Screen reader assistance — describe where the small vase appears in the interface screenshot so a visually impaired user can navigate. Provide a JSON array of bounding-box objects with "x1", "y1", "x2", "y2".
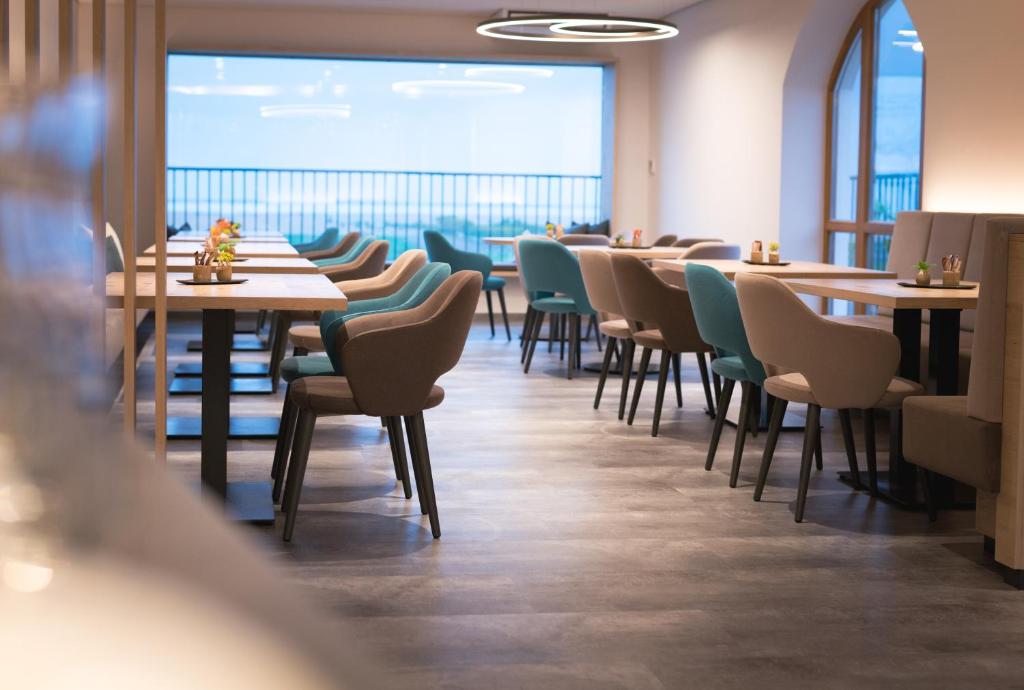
[
  {"x1": 768, "y1": 252, "x2": 780, "y2": 264},
  {"x1": 915, "y1": 269, "x2": 931, "y2": 287},
  {"x1": 216, "y1": 264, "x2": 233, "y2": 282},
  {"x1": 193, "y1": 265, "x2": 212, "y2": 283},
  {"x1": 750, "y1": 251, "x2": 763, "y2": 264},
  {"x1": 942, "y1": 270, "x2": 960, "y2": 287}
]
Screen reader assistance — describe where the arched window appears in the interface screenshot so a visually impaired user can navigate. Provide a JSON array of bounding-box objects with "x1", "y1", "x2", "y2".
[{"x1": 825, "y1": 0, "x2": 923, "y2": 274}]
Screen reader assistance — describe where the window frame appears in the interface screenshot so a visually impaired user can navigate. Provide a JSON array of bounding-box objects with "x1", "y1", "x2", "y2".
[{"x1": 823, "y1": 0, "x2": 925, "y2": 272}]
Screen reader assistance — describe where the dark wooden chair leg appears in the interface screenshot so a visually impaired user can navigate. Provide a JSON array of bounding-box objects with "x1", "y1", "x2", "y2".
[
  {"x1": 754, "y1": 397, "x2": 788, "y2": 501},
  {"x1": 795, "y1": 403, "x2": 822, "y2": 522},
  {"x1": 814, "y1": 424, "x2": 824, "y2": 471},
  {"x1": 628, "y1": 347, "x2": 653, "y2": 425},
  {"x1": 729, "y1": 381, "x2": 753, "y2": 488},
  {"x1": 282, "y1": 410, "x2": 316, "y2": 541},
  {"x1": 385, "y1": 416, "x2": 413, "y2": 499},
  {"x1": 523, "y1": 311, "x2": 545, "y2": 373},
  {"x1": 618, "y1": 339, "x2": 635, "y2": 421},
  {"x1": 497, "y1": 288, "x2": 512, "y2": 341},
  {"x1": 548, "y1": 313, "x2": 557, "y2": 353},
  {"x1": 837, "y1": 409, "x2": 862, "y2": 489},
  {"x1": 705, "y1": 378, "x2": 736, "y2": 471},
  {"x1": 268, "y1": 312, "x2": 292, "y2": 394},
  {"x1": 520, "y1": 306, "x2": 536, "y2": 363},
  {"x1": 559, "y1": 314, "x2": 567, "y2": 361},
  {"x1": 591, "y1": 315, "x2": 601, "y2": 351},
  {"x1": 696, "y1": 352, "x2": 714, "y2": 416},
  {"x1": 484, "y1": 290, "x2": 496, "y2": 337},
  {"x1": 651, "y1": 350, "x2": 671, "y2": 437},
  {"x1": 402, "y1": 412, "x2": 428, "y2": 515},
  {"x1": 271, "y1": 387, "x2": 298, "y2": 503},
  {"x1": 863, "y1": 409, "x2": 879, "y2": 497},
  {"x1": 576, "y1": 315, "x2": 582, "y2": 369},
  {"x1": 595, "y1": 336, "x2": 617, "y2": 409},
  {"x1": 672, "y1": 352, "x2": 683, "y2": 408},
  {"x1": 567, "y1": 313, "x2": 577, "y2": 380},
  {"x1": 407, "y1": 412, "x2": 441, "y2": 538}
]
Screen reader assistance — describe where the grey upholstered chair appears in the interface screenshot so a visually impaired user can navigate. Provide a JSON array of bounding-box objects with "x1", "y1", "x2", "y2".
[
  {"x1": 680, "y1": 242, "x2": 741, "y2": 260},
  {"x1": 652, "y1": 234, "x2": 678, "y2": 247},
  {"x1": 281, "y1": 271, "x2": 483, "y2": 542},
  {"x1": 736, "y1": 273, "x2": 925, "y2": 522},
  {"x1": 903, "y1": 217, "x2": 1024, "y2": 520},
  {"x1": 672, "y1": 237, "x2": 723, "y2": 248},
  {"x1": 558, "y1": 234, "x2": 611, "y2": 247},
  {"x1": 579, "y1": 250, "x2": 633, "y2": 413}
]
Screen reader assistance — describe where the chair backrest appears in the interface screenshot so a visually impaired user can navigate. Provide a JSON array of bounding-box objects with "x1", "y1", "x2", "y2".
[
  {"x1": 313, "y1": 235, "x2": 373, "y2": 267},
  {"x1": 609, "y1": 253, "x2": 708, "y2": 353},
  {"x1": 578, "y1": 249, "x2": 625, "y2": 318},
  {"x1": 518, "y1": 239, "x2": 593, "y2": 313},
  {"x1": 652, "y1": 234, "x2": 678, "y2": 247},
  {"x1": 672, "y1": 237, "x2": 723, "y2": 248},
  {"x1": 558, "y1": 234, "x2": 610, "y2": 247},
  {"x1": 684, "y1": 264, "x2": 765, "y2": 384},
  {"x1": 336, "y1": 249, "x2": 427, "y2": 302},
  {"x1": 736, "y1": 273, "x2": 900, "y2": 409},
  {"x1": 423, "y1": 230, "x2": 492, "y2": 278},
  {"x1": 966, "y1": 217, "x2": 1024, "y2": 423},
  {"x1": 680, "y1": 242, "x2": 741, "y2": 260},
  {"x1": 319, "y1": 262, "x2": 452, "y2": 372},
  {"x1": 423, "y1": 230, "x2": 458, "y2": 264},
  {"x1": 340, "y1": 271, "x2": 484, "y2": 416},
  {"x1": 295, "y1": 227, "x2": 340, "y2": 253}
]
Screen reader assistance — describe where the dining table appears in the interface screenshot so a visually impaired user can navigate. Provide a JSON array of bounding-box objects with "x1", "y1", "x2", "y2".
[
  {"x1": 106, "y1": 271, "x2": 347, "y2": 522},
  {"x1": 136, "y1": 256, "x2": 319, "y2": 274},
  {"x1": 145, "y1": 242, "x2": 299, "y2": 258},
  {"x1": 650, "y1": 258, "x2": 898, "y2": 280},
  {"x1": 169, "y1": 232, "x2": 289, "y2": 243}
]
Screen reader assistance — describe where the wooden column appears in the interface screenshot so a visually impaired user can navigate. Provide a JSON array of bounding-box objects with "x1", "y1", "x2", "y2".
[
  {"x1": 56, "y1": 0, "x2": 70, "y2": 78},
  {"x1": 23, "y1": 0, "x2": 37, "y2": 82},
  {"x1": 121, "y1": 0, "x2": 136, "y2": 437},
  {"x1": 153, "y1": 0, "x2": 167, "y2": 460}
]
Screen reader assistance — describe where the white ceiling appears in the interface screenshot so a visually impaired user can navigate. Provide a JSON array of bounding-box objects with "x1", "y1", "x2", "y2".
[{"x1": 172, "y1": 0, "x2": 704, "y2": 20}]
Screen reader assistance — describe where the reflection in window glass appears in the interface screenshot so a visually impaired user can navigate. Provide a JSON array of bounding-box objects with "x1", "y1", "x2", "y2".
[
  {"x1": 828, "y1": 231, "x2": 858, "y2": 315},
  {"x1": 870, "y1": 0, "x2": 923, "y2": 222},
  {"x1": 830, "y1": 33, "x2": 862, "y2": 222}
]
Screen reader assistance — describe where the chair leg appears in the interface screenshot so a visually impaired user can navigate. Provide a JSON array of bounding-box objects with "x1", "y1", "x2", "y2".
[
  {"x1": 520, "y1": 307, "x2": 535, "y2": 363},
  {"x1": 863, "y1": 409, "x2": 879, "y2": 497},
  {"x1": 548, "y1": 313, "x2": 557, "y2": 353},
  {"x1": 705, "y1": 378, "x2": 736, "y2": 471},
  {"x1": 729, "y1": 381, "x2": 754, "y2": 488},
  {"x1": 696, "y1": 352, "x2": 714, "y2": 416},
  {"x1": 497, "y1": 288, "x2": 512, "y2": 341},
  {"x1": 838, "y1": 409, "x2": 862, "y2": 490},
  {"x1": 672, "y1": 353, "x2": 683, "y2": 408},
  {"x1": 271, "y1": 389, "x2": 293, "y2": 481},
  {"x1": 567, "y1": 313, "x2": 576, "y2": 380},
  {"x1": 591, "y1": 315, "x2": 601, "y2": 351},
  {"x1": 651, "y1": 350, "x2": 671, "y2": 437},
  {"x1": 754, "y1": 397, "x2": 788, "y2": 501},
  {"x1": 485, "y1": 290, "x2": 496, "y2": 337},
  {"x1": 524, "y1": 311, "x2": 545, "y2": 374},
  {"x1": 256, "y1": 309, "x2": 268, "y2": 335},
  {"x1": 282, "y1": 410, "x2": 316, "y2": 541},
  {"x1": 406, "y1": 412, "x2": 441, "y2": 539},
  {"x1": 595, "y1": 336, "x2": 617, "y2": 409},
  {"x1": 922, "y1": 468, "x2": 938, "y2": 523},
  {"x1": 385, "y1": 416, "x2": 413, "y2": 499},
  {"x1": 559, "y1": 314, "x2": 566, "y2": 361},
  {"x1": 271, "y1": 387, "x2": 299, "y2": 504},
  {"x1": 575, "y1": 315, "x2": 582, "y2": 369},
  {"x1": 814, "y1": 425, "x2": 824, "y2": 471},
  {"x1": 628, "y1": 347, "x2": 653, "y2": 425},
  {"x1": 402, "y1": 413, "x2": 428, "y2": 515},
  {"x1": 795, "y1": 404, "x2": 822, "y2": 523},
  {"x1": 268, "y1": 312, "x2": 292, "y2": 394},
  {"x1": 618, "y1": 339, "x2": 635, "y2": 421}
]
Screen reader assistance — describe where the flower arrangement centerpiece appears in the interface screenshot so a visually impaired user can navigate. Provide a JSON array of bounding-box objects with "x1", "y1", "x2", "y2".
[
  {"x1": 210, "y1": 218, "x2": 241, "y2": 244},
  {"x1": 215, "y1": 243, "x2": 235, "y2": 281},
  {"x1": 613, "y1": 233, "x2": 626, "y2": 248},
  {"x1": 914, "y1": 260, "x2": 932, "y2": 286}
]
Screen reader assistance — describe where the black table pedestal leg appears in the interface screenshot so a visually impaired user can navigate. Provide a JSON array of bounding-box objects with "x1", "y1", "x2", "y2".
[{"x1": 890, "y1": 309, "x2": 922, "y2": 492}]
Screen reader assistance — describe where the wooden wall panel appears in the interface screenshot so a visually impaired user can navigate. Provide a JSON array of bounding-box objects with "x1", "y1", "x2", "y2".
[{"x1": 121, "y1": 0, "x2": 136, "y2": 437}]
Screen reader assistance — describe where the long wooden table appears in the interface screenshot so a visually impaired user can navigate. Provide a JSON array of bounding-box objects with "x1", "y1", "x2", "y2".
[
  {"x1": 107, "y1": 272, "x2": 347, "y2": 522},
  {"x1": 136, "y1": 256, "x2": 318, "y2": 274},
  {"x1": 145, "y1": 242, "x2": 299, "y2": 258},
  {"x1": 651, "y1": 258, "x2": 897, "y2": 280},
  {"x1": 170, "y1": 232, "x2": 289, "y2": 243}
]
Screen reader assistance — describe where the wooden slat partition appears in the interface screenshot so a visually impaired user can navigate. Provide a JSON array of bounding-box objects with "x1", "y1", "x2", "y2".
[
  {"x1": 996, "y1": 235, "x2": 1024, "y2": 571},
  {"x1": 91, "y1": 0, "x2": 106, "y2": 365},
  {"x1": 56, "y1": 0, "x2": 71, "y2": 78},
  {"x1": 121, "y1": 0, "x2": 136, "y2": 437},
  {"x1": 154, "y1": 0, "x2": 167, "y2": 460}
]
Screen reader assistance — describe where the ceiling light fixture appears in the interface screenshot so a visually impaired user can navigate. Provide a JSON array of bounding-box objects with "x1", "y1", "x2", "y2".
[
  {"x1": 391, "y1": 80, "x2": 526, "y2": 98},
  {"x1": 463, "y1": 66, "x2": 554, "y2": 79},
  {"x1": 259, "y1": 104, "x2": 351, "y2": 119},
  {"x1": 477, "y1": 11, "x2": 678, "y2": 43}
]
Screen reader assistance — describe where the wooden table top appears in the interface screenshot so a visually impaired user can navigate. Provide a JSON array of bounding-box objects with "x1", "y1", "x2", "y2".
[
  {"x1": 136, "y1": 256, "x2": 318, "y2": 274},
  {"x1": 145, "y1": 242, "x2": 299, "y2": 258},
  {"x1": 105, "y1": 272, "x2": 347, "y2": 311},
  {"x1": 482, "y1": 236, "x2": 515, "y2": 246},
  {"x1": 651, "y1": 259, "x2": 896, "y2": 280},
  {"x1": 169, "y1": 233, "x2": 289, "y2": 243},
  {"x1": 783, "y1": 278, "x2": 980, "y2": 310}
]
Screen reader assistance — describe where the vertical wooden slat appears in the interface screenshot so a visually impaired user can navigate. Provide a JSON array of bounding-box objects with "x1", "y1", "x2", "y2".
[
  {"x1": 23, "y1": 0, "x2": 38, "y2": 82},
  {"x1": 0, "y1": 0, "x2": 8, "y2": 81},
  {"x1": 154, "y1": 0, "x2": 167, "y2": 461},
  {"x1": 121, "y1": 0, "x2": 136, "y2": 438},
  {"x1": 91, "y1": 0, "x2": 106, "y2": 358},
  {"x1": 56, "y1": 0, "x2": 71, "y2": 78}
]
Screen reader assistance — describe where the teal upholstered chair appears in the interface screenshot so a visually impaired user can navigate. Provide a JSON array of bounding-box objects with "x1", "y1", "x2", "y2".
[
  {"x1": 518, "y1": 239, "x2": 596, "y2": 379},
  {"x1": 423, "y1": 231, "x2": 510, "y2": 340},
  {"x1": 270, "y1": 262, "x2": 453, "y2": 502},
  {"x1": 292, "y1": 227, "x2": 340, "y2": 254},
  {"x1": 313, "y1": 235, "x2": 373, "y2": 268}
]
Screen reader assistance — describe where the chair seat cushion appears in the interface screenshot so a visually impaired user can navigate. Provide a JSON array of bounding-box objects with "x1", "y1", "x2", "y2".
[
  {"x1": 532, "y1": 296, "x2": 583, "y2": 314},
  {"x1": 288, "y1": 324, "x2": 325, "y2": 352},
  {"x1": 764, "y1": 372, "x2": 924, "y2": 408},
  {"x1": 483, "y1": 275, "x2": 506, "y2": 291},
  {"x1": 903, "y1": 395, "x2": 1001, "y2": 492},
  {"x1": 598, "y1": 318, "x2": 631, "y2": 339},
  {"x1": 290, "y1": 376, "x2": 445, "y2": 415},
  {"x1": 632, "y1": 328, "x2": 666, "y2": 350},
  {"x1": 710, "y1": 355, "x2": 749, "y2": 382},
  {"x1": 280, "y1": 356, "x2": 335, "y2": 383}
]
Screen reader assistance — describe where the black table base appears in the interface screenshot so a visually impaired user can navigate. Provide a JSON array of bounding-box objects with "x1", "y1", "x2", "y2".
[
  {"x1": 169, "y1": 376, "x2": 274, "y2": 395},
  {"x1": 168, "y1": 415, "x2": 281, "y2": 440},
  {"x1": 187, "y1": 334, "x2": 269, "y2": 352},
  {"x1": 174, "y1": 361, "x2": 270, "y2": 377}
]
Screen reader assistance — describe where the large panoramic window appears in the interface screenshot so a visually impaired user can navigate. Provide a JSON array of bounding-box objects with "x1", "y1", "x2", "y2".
[
  {"x1": 167, "y1": 55, "x2": 606, "y2": 262},
  {"x1": 825, "y1": 0, "x2": 923, "y2": 313}
]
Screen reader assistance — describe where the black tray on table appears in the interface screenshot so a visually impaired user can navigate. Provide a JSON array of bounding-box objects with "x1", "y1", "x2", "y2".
[
  {"x1": 742, "y1": 259, "x2": 791, "y2": 266},
  {"x1": 897, "y1": 280, "x2": 976, "y2": 290},
  {"x1": 177, "y1": 278, "x2": 249, "y2": 286}
]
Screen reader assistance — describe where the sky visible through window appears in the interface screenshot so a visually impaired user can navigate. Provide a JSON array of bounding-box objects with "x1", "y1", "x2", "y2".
[{"x1": 167, "y1": 55, "x2": 606, "y2": 259}]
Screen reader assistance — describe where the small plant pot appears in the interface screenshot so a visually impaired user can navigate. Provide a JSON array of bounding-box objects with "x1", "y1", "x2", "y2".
[
  {"x1": 768, "y1": 252, "x2": 780, "y2": 264},
  {"x1": 942, "y1": 270, "x2": 961, "y2": 287},
  {"x1": 216, "y1": 264, "x2": 233, "y2": 282},
  {"x1": 915, "y1": 269, "x2": 931, "y2": 287},
  {"x1": 193, "y1": 265, "x2": 212, "y2": 283},
  {"x1": 750, "y1": 251, "x2": 763, "y2": 264}
]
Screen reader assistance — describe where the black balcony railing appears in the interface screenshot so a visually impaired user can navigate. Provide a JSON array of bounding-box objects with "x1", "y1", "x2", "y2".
[
  {"x1": 848, "y1": 172, "x2": 920, "y2": 222},
  {"x1": 167, "y1": 166, "x2": 605, "y2": 264}
]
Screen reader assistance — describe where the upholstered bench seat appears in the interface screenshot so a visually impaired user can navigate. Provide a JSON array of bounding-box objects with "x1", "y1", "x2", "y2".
[{"x1": 903, "y1": 395, "x2": 1000, "y2": 492}]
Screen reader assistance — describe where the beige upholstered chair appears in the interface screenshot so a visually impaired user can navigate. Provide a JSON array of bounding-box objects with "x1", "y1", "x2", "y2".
[
  {"x1": 652, "y1": 234, "x2": 678, "y2": 247},
  {"x1": 280, "y1": 271, "x2": 482, "y2": 541},
  {"x1": 672, "y1": 237, "x2": 723, "y2": 248},
  {"x1": 736, "y1": 273, "x2": 925, "y2": 521},
  {"x1": 288, "y1": 249, "x2": 427, "y2": 353},
  {"x1": 301, "y1": 230, "x2": 360, "y2": 261},
  {"x1": 902, "y1": 217, "x2": 1024, "y2": 520},
  {"x1": 610, "y1": 254, "x2": 713, "y2": 436},
  {"x1": 579, "y1": 250, "x2": 634, "y2": 413},
  {"x1": 319, "y1": 239, "x2": 389, "y2": 282},
  {"x1": 558, "y1": 234, "x2": 611, "y2": 247},
  {"x1": 680, "y1": 242, "x2": 741, "y2": 260}
]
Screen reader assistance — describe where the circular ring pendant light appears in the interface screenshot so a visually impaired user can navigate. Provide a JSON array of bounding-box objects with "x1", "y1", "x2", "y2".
[{"x1": 477, "y1": 12, "x2": 678, "y2": 43}]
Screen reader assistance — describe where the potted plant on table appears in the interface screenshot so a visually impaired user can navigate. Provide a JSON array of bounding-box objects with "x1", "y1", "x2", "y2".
[
  {"x1": 215, "y1": 243, "x2": 235, "y2": 282},
  {"x1": 914, "y1": 260, "x2": 932, "y2": 286},
  {"x1": 750, "y1": 240, "x2": 764, "y2": 264},
  {"x1": 768, "y1": 241, "x2": 781, "y2": 264},
  {"x1": 193, "y1": 250, "x2": 213, "y2": 282}
]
